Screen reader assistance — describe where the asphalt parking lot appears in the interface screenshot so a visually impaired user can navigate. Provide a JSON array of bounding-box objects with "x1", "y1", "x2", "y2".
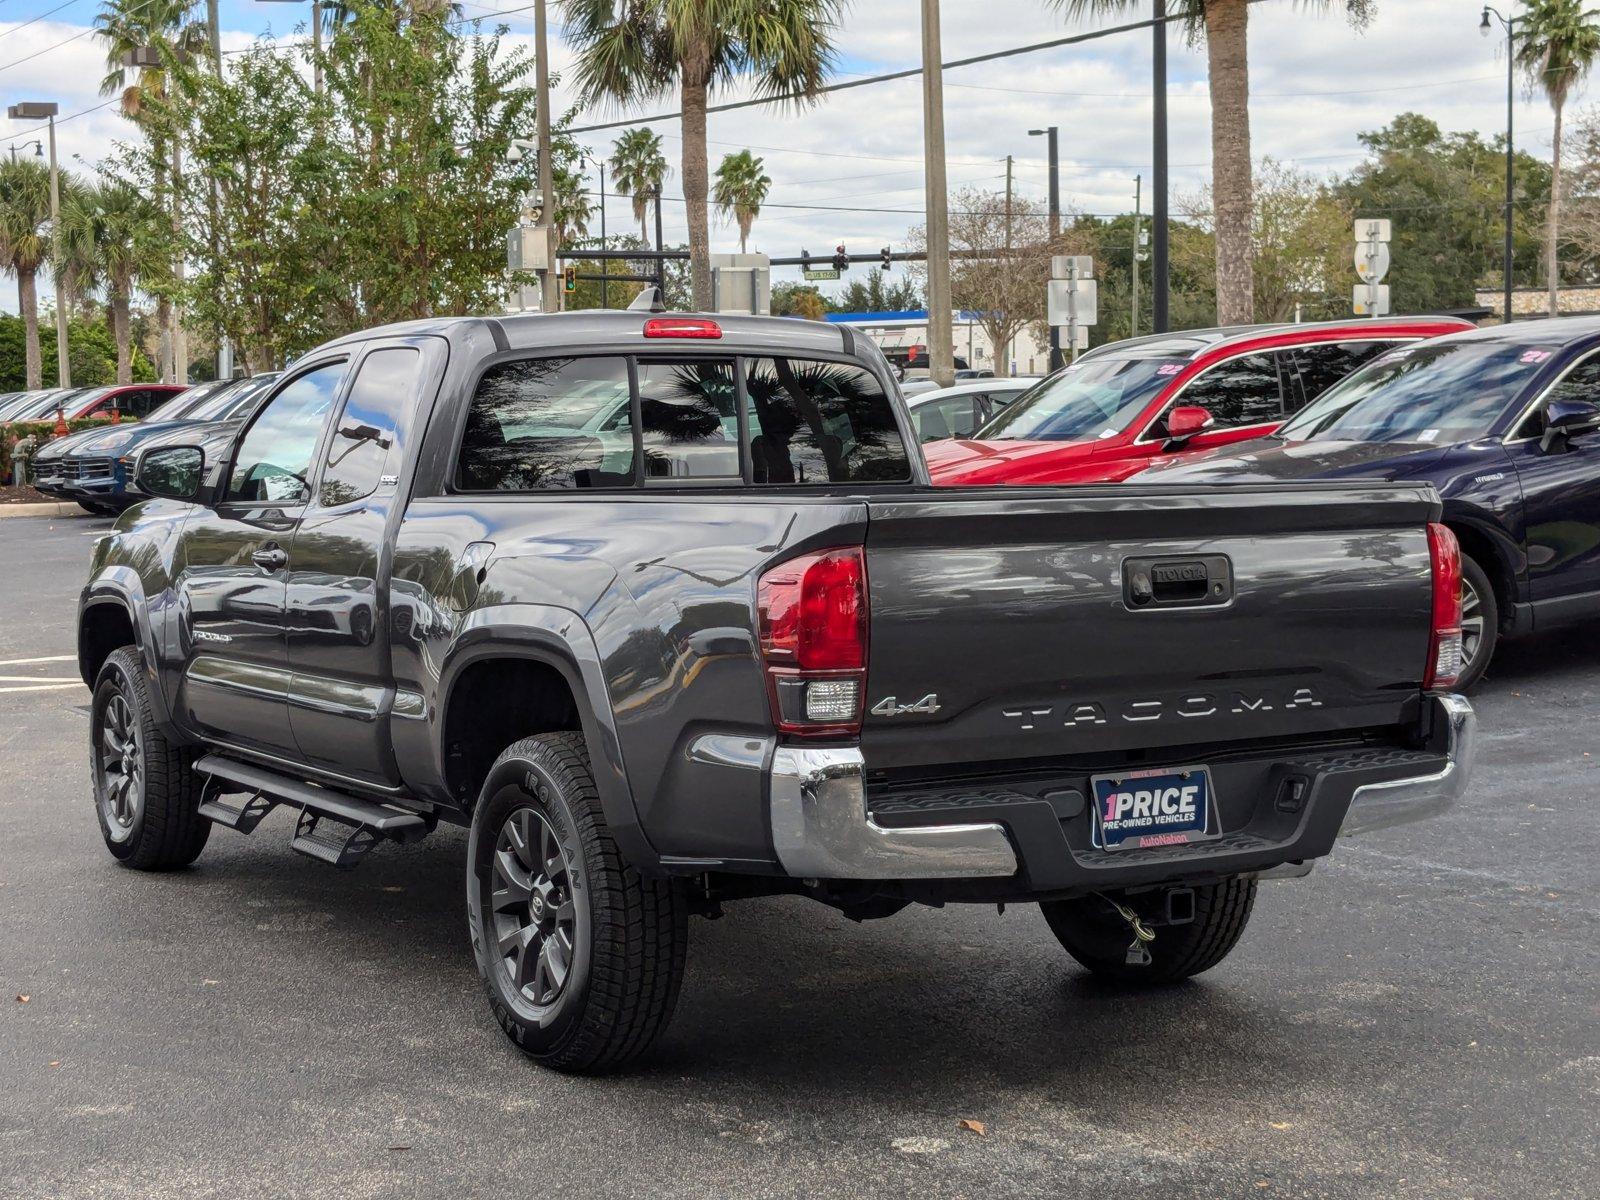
[{"x1": 0, "y1": 512, "x2": 1596, "y2": 1200}]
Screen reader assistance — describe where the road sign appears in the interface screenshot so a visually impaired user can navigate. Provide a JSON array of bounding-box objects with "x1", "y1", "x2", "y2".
[
  {"x1": 1049, "y1": 278, "x2": 1098, "y2": 327},
  {"x1": 1353, "y1": 283, "x2": 1391, "y2": 317},
  {"x1": 1355, "y1": 243, "x2": 1391, "y2": 284},
  {"x1": 1354, "y1": 218, "x2": 1392, "y2": 243},
  {"x1": 1052, "y1": 255, "x2": 1094, "y2": 279},
  {"x1": 802, "y1": 269, "x2": 840, "y2": 281}
]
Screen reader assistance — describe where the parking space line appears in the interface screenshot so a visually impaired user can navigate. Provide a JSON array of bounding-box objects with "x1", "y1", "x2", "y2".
[
  {"x1": 0, "y1": 682, "x2": 85, "y2": 693},
  {"x1": 0, "y1": 675, "x2": 80, "y2": 683},
  {"x1": 0, "y1": 655, "x2": 76, "y2": 666}
]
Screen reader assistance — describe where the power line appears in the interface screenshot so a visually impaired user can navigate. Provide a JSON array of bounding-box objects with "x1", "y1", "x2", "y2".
[
  {"x1": 0, "y1": 0, "x2": 86, "y2": 44},
  {"x1": 566, "y1": 10, "x2": 1208, "y2": 136},
  {"x1": 938, "y1": 72, "x2": 1505, "y2": 101}
]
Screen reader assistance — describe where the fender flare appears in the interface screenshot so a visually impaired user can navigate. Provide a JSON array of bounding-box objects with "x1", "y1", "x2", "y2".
[
  {"x1": 1440, "y1": 506, "x2": 1525, "y2": 619},
  {"x1": 78, "y1": 568, "x2": 178, "y2": 731},
  {"x1": 436, "y1": 604, "x2": 658, "y2": 873}
]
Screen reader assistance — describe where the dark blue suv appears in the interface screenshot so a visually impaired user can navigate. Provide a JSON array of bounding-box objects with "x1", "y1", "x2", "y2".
[{"x1": 1139, "y1": 316, "x2": 1600, "y2": 686}]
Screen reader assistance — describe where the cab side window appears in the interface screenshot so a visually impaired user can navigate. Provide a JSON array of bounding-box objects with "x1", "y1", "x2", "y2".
[
  {"x1": 456, "y1": 356, "x2": 633, "y2": 491},
  {"x1": 744, "y1": 358, "x2": 911, "y2": 482},
  {"x1": 317, "y1": 348, "x2": 421, "y2": 506},
  {"x1": 225, "y1": 363, "x2": 347, "y2": 504},
  {"x1": 1175, "y1": 352, "x2": 1283, "y2": 428}
]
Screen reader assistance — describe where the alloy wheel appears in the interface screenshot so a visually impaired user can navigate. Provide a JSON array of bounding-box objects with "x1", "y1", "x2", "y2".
[
  {"x1": 490, "y1": 807, "x2": 577, "y2": 1008},
  {"x1": 1460, "y1": 575, "x2": 1485, "y2": 677},
  {"x1": 97, "y1": 685, "x2": 144, "y2": 842}
]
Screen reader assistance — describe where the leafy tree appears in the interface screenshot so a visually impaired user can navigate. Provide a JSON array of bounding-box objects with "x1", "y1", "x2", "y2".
[
  {"x1": 1516, "y1": 0, "x2": 1600, "y2": 311},
  {"x1": 609, "y1": 127, "x2": 669, "y2": 242},
  {"x1": 835, "y1": 272, "x2": 922, "y2": 312},
  {"x1": 1335, "y1": 112, "x2": 1552, "y2": 312},
  {"x1": 0, "y1": 312, "x2": 154, "y2": 390},
  {"x1": 1047, "y1": 1, "x2": 1376, "y2": 325},
  {"x1": 561, "y1": 0, "x2": 843, "y2": 309},
  {"x1": 0, "y1": 159, "x2": 54, "y2": 388},
  {"x1": 712, "y1": 149, "x2": 771, "y2": 253},
  {"x1": 772, "y1": 281, "x2": 831, "y2": 319},
  {"x1": 908, "y1": 188, "x2": 1051, "y2": 378},
  {"x1": 1179, "y1": 159, "x2": 1353, "y2": 322}
]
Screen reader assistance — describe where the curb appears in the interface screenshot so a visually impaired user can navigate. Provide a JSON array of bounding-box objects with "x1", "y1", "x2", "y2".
[{"x1": 0, "y1": 501, "x2": 87, "y2": 520}]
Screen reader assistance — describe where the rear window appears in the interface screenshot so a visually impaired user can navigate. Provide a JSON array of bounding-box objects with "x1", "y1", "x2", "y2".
[
  {"x1": 745, "y1": 358, "x2": 911, "y2": 483},
  {"x1": 453, "y1": 353, "x2": 910, "y2": 490}
]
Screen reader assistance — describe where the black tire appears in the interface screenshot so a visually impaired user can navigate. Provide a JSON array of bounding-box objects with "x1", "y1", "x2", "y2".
[
  {"x1": 1456, "y1": 553, "x2": 1498, "y2": 691},
  {"x1": 466, "y1": 732, "x2": 687, "y2": 1073},
  {"x1": 1041, "y1": 876, "x2": 1257, "y2": 984},
  {"x1": 90, "y1": 646, "x2": 209, "y2": 870}
]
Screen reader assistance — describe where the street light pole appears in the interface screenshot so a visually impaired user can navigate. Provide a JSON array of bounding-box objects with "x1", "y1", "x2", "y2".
[
  {"x1": 920, "y1": 0, "x2": 955, "y2": 388},
  {"x1": 1482, "y1": 6, "x2": 1521, "y2": 324},
  {"x1": 1029, "y1": 126, "x2": 1061, "y2": 369},
  {"x1": 46, "y1": 111, "x2": 67, "y2": 388},
  {"x1": 1152, "y1": 0, "x2": 1170, "y2": 333}
]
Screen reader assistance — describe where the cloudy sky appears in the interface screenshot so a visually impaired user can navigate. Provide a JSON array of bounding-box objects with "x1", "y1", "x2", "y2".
[{"x1": 0, "y1": 0, "x2": 1579, "y2": 311}]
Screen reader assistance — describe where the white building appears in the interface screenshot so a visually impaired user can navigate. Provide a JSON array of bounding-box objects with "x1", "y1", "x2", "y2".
[{"x1": 823, "y1": 310, "x2": 1053, "y2": 376}]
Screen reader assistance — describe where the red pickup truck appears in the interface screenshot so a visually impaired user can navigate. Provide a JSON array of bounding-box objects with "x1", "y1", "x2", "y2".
[{"x1": 924, "y1": 316, "x2": 1474, "y2": 486}]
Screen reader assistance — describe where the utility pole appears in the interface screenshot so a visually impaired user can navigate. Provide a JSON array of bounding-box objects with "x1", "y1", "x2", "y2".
[
  {"x1": 533, "y1": 0, "x2": 557, "y2": 313},
  {"x1": 1030, "y1": 126, "x2": 1061, "y2": 369},
  {"x1": 654, "y1": 188, "x2": 666, "y2": 296},
  {"x1": 1131, "y1": 174, "x2": 1142, "y2": 339},
  {"x1": 920, "y1": 0, "x2": 955, "y2": 388},
  {"x1": 597, "y1": 158, "x2": 608, "y2": 308},
  {"x1": 172, "y1": 138, "x2": 187, "y2": 384},
  {"x1": 312, "y1": 0, "x2": 324, "y2": 96},
  {"x1": 1005, "y1": 153, "x2": 1014, "y2": 373},
  {"x1": 1152, "y1": 0, "x2": 1169, "y2": 333}
]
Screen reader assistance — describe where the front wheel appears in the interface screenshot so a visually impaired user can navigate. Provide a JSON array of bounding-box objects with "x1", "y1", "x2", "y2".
[
  {"x1": 90, "y1": 646, "x2": 209, "y2": 870},
  {"x1": 466, "y1": 732, "x2": 687, "y2": 1073},
  {"x1": 1041, "y1": 877, "x2": 1257, "y2": 984}
]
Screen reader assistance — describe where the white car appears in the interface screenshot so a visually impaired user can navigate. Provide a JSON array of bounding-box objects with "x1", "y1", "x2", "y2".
[{"x1": 905, "y1": 377, "x2": 1039, "y2": 442}]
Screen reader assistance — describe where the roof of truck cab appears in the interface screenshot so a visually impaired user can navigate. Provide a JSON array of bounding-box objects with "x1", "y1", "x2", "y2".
[{"x1": 314, "y1": 310, "x2": 857, "y2": 358}]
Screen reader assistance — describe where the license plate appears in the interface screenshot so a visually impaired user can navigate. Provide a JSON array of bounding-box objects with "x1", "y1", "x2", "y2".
[{"x1": 1090, "y1": 766, "x2": 1217, "y2": 851}]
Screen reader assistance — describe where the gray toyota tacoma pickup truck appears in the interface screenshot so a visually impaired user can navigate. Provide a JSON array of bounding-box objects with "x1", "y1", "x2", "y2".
[{"x1": 79, "y1": 307, "x2": 1476, "y2": 1073}]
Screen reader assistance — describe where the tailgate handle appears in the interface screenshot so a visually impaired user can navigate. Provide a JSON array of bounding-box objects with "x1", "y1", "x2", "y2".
[{"x1": 1124, "y1": 555, "x2": 1232, "y2": 610}]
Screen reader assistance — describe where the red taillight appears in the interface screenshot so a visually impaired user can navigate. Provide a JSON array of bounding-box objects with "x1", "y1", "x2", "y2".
[
  {"x1": 757, "y1": 547, "x2": 867, "y2": 736},
  {"x1": 643, "y1": 317, "x2": 722, "y2": 339},
  {"x1": 1425, "y1": 522, "x2": 1463, "y2": 690}
]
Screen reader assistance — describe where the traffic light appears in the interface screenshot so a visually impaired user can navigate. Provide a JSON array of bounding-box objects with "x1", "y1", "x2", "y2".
[
  {"x1": 563, "y1": 264, "x2": 577, "y2": 292},
  {"x1": 879, "y1": 246, "x2": 892, "y2": 271},
  {"x1": 832, "y1": 244, "x2": 850, "y2": 272},
  {"x1": 800, "y1": 248, "x2": 812, "y2": 272}
]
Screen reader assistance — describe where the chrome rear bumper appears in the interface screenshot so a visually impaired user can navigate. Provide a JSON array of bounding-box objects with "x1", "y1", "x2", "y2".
[
  {"x1": 1339, "y1": 693, "x2": 1476, "y2": 837},
  {"x1": 768, "y1": 746, "x2": 1017, "y2": 880}
]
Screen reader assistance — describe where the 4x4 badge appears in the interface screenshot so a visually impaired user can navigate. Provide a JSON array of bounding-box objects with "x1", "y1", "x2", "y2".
[{"x1": 871, "y1": 694, "x2": 941, "y2": 718}]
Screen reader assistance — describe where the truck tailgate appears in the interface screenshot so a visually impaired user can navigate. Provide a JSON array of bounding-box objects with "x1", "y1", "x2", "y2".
[{"x1": 860, "y1": 483, "x2": 1439, "y2": 772}]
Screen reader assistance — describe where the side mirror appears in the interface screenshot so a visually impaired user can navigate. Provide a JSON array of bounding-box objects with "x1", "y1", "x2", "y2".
[
  {"x1": 1541, "y1": 398, "x2": 1600, "y2": 452},
  {"x1": 136, "y1": 445, "x2": 205, "y2": 501},
  {"x1": 1164, "y1": 405, "x2": 1215, "y2": 447}
]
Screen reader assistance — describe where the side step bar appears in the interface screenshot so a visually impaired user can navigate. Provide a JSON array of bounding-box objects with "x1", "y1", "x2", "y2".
[{"x1": 194, "y1": 754, "x2": 430, "y2": 868}]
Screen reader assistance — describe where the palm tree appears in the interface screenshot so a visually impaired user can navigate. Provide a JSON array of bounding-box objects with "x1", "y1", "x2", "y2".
[
  {"x1": 64, "y1": 181, "x2": 163, "y2": 383},
  {"x1": 0, "y1": 159, "x2": 55, "y2": 389},
  {"x1": 551, "y1": 166, "x2": 595, "y2": 250},
  {"x1": 562, "y1": 0, "x2": 843, "y2": 310},
  {"x1": 610, "y1": 127, "x2": 669, "y2": 243},
  {"x1": 713, "y1": 150, "x2": 771, "y2": 253},
  {"x1": 1047, "y1": 1, "x2": 1375, "y2": 325},
  {"x1": 1516, "y1": 0, "x2": 1600, "y2": 314}
]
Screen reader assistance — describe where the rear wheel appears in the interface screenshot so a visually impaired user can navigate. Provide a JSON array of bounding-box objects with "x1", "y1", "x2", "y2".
[
  {"x1": 1456, "y1": 554, "x2": 1498, "y2": 690},
  {"x1": 1041, "y1": 877, "x2": 1257, "y2": 984},
  {"x1": 466, "y1": 732, "x2": 687, "y2": 1073},
  {"x1": 90, "y1": 646, "x2": 209, "y2": 870}
]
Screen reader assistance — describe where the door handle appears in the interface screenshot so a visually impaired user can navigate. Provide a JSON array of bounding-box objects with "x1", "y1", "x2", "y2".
[{"x1": 251, "y1": 545, "x2": 288, "y2": 572}]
